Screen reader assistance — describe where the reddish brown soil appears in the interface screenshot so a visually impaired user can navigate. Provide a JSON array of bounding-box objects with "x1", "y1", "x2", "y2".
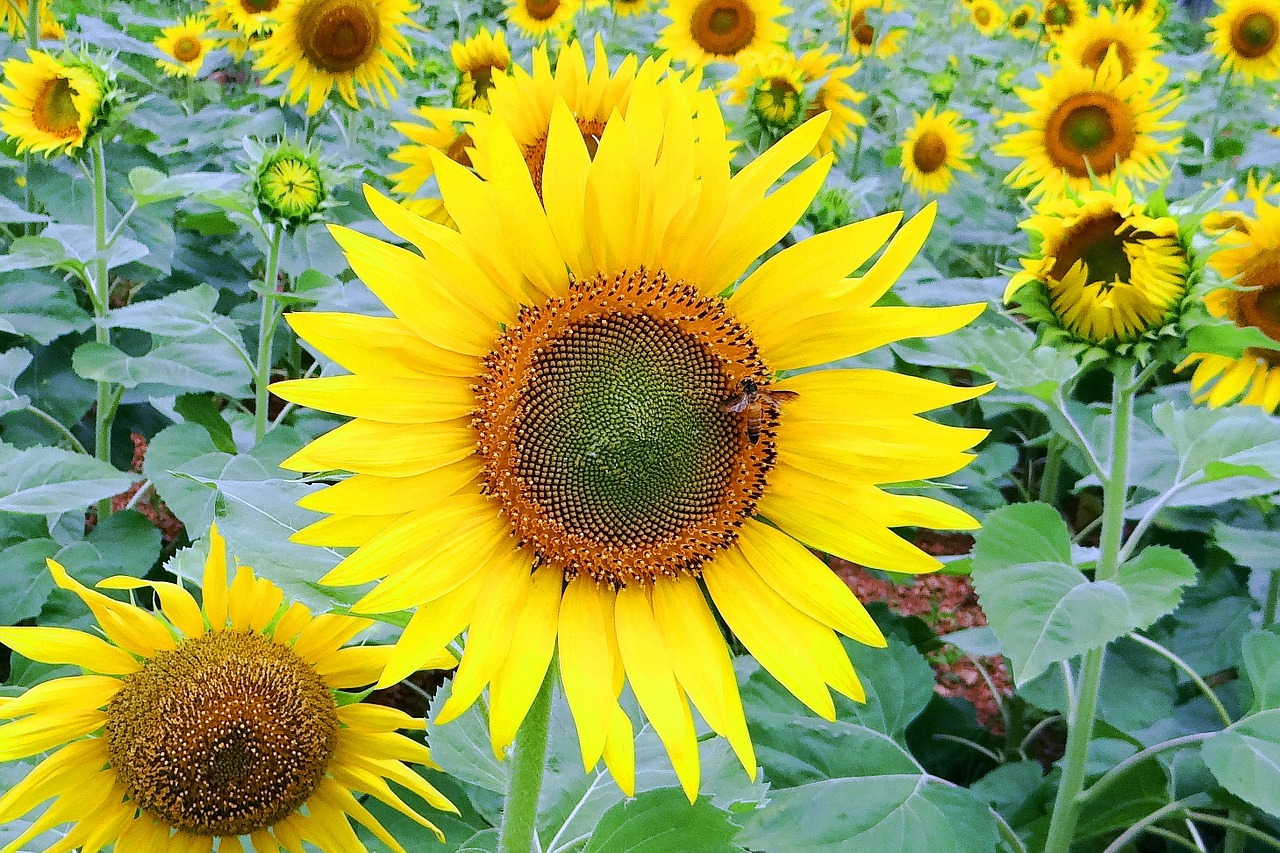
[{"x1": 88, "y1": 432, "x2": 184, "y2": 545}]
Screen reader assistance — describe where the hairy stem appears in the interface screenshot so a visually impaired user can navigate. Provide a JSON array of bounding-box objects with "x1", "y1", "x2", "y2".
[
  {"x1": 91, "y1": 137, "x2": 116, "y2": 522},
  {"x1": 253, "y1": 224, "x2": 284, "y2": 441},
  {"x1": 498, "y1": 668, "x2": 554, "y2": 853}
]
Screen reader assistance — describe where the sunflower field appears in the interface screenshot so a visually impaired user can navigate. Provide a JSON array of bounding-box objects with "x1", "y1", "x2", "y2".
[{"x1": 3, "y1": 0, "x2": 1280, "y2": 849}]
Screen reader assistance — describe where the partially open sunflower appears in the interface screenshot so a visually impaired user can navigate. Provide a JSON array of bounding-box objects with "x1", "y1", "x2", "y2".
[
  {"x1": 658, "y1": 0, "x2": 788, "y2": 65},
  {"x1": 997, "y1": 50, "x2": 1181, "y2": 200},
  {"x1": 271, "y1": 69, "x2": 987, "y2": 798},
  {"x1": 1207, "y1": 0, "x2": 1280, "y2": 83},
  {"x1": 901, "y1": 105, "x2": 974, "y2": 197},
  {"x1": 0, "y1": 525, "x2": 458, "y2": 852},
  {"x1": 0, "y1": 49, "x2": 107, "y2": 158}
]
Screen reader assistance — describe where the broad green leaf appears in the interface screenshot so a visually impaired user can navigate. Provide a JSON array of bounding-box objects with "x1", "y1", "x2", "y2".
[
  {"x1": 584, "y1": 789, "x2": 740, "y2": 853},
  {"x1": 0, "y1": 443, "x2": 133, "y2": 515},
  {"x1": 1213, "y1": 523, "x2": 1280, "y2": 573},
  {"x1": 0, "y1": 194, "x2": 46, "y2": 224},
  {"x1": 1150, "y1": 402, "x2": 1280, "y2": 504},
  {"x1": 1203, "y1": 709, "x2": 1280, "y2": 818},
  {"x1": 73, "y1": 337, "x2": 252, "y2": 397},
  {"x1": 127, "y1": 167, "x2": 239, "y2": 205},
  {"x1": 902, "y1": 325, "x2": 1078, "y2": 402},
  {"x1": 58, "y1": 510, "x2": 162, "y2": 585},
  {"x1": 0, "y1": 236, "x2": 69, "y2": 273},
  {"x1": 0, "y1": 271, "x2": 91, "y2": 344},
  {"x1": 101, "y1": 284, "x2": 248, "y2": 347},
  {"x1": 1242, "y1": 630, "x2": 1280, "y2": 713},
  {"x1": 0, "y1": 539, "x2": 58, "y2": 625},
  {"x1": 0, "y1": 349, "x2": 33, "y2": 416},
  {"x1": 173, "y1": 393, "x2": 237, "y2": 453},
  {"x1": 971, "y1": 503, "x2": 1196, "y2": 683}
]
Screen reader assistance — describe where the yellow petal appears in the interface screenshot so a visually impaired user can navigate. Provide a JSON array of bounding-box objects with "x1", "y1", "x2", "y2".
[
  {"x1": 558, "y1": 575, "x2": 618, "y2": 770},
  {"x1": 487, "y1": 564, "x2": 561, "y2": 758},
  {"x1": 0, "y1": 738, "x2": 103, "y2": 821},
  {"x1": 543, "y1": 99, "x2": 594, "y2": 279},
  {"x1": 270, "y1": 374, "x2": 475, "y2": 424},
  {"x1": 96, "y1": 577, "x2": 204, "y2": 639},
  {"x1": 586, "y1": 109, "x2": 642, "y2": 275},
  {"x1": 297, "y1": 460, "x2": 482, "y2": 517},
  {"x1": 0, "y1": 707, "x2": 107, "y2": 761},
  {"x1": 776, "y1": 369, "x2": 992, "y2": 417},
  {"x1": 601, "y1": 704, "x2": 636, "y2": 797},
  {"x1": 279, "y1": 418, "x2": 477, "y2": 477},
  {"x1": 45, "y1": 559, "x2": 175, "y2": 657},
  {"x1": 228, "y1": 565, "x2": 256, "y2": 632},
  {"x1": 0, "y1": 627, "x2": 139, "y2": 675},
  {"x1": 285, "y1": 311, "x2": 480, "y2": 379},
  {"x1": 842, "y1": 203, "x2": 938, "y2": 307},
  {"x1": 376, "y1": 574, "x2": 482, "y2": 689},
  {"x1": 292, "y1": 512, "x2": 407, "y2": 548},
  {"x1": 0, "y1": 675, "x2": 120, "y2": 720},
  {"x1": 292, "y1": 613, "x2": 372, "y2": 663},
  {"x1": 202, "y1": 522, "x2": 229, "y2": 630}
]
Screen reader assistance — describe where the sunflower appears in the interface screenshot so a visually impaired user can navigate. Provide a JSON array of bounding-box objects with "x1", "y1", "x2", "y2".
[
  {"x1": 1207, "y1": 0, "x2": 1280, "y2": 83},
  {"x1": 1007, "y1": 183, "x2": 1191, "y2": 346},
  {"x1": 505, "y1": 0, "x2": 577, "y2": 38},
  {"x1": 901, "y1": 105, "x2": 974, "y2": 197},
  {"x1": 155, "y1": 16, "x2": 215, "y2": 78},
  {"x1": 613, "y1": 0, "x2": 657, "y2": 16},
  {"x1": 970, "y1": 0, "x2": 1005, "y2": 36},
  {"x1": 836, "y1": 0, "x2": 905, "y2": 57},
  {"x1": 0, "y1": 49, "x2": 107, "y2": 158},
  {"x1": 797, "y1": 49, "x2": 866, "y2": 156},
  {"x1": 1202, "y1": 172, "x2": 1279, "y2": 235},
  {"x1": 452, "y1": 28, "x2": 510, "y2": 110},
  {"x1": 0, "y1": 525, "x2": 458, "y2": 852},
  {"x1": 726, "y1": 47, "x2": 866, "y2": 149},
  {"x1": 254, "y1": 139, "x2": 329, "y2": 225},
  {"x1": 1054, "y1": 7, "x2": 1164, "y2": 81},
  {"x1": 270, "y1": 66, "x2": 987, "y2": 798},
  {"x1": 996, "y1": 51, "x2": 1181, "y2": 200},
  {"x1": 254, "y1": 0, "x2": 414, "y2": 115},
  {"x1": 1008, "y1": 3, "x2": 1038, "y2": 38},
  {"x1": 659, "y1": 0, "x2": 789, "y2": 66},
  {"x1": 1110, "y1": 0, "x2": 1165, "y2": 21},
  {"x1": 1180, "y1": 195, "x2": 1280, "y2": 410},
  {"x1": 1041, "y1": 0, "x2": 1086, "y2": 35},
  {"x1": 1, "y1": 0, "x2": 62, "y2": 39},
  {"x1": 389, "y1": 105, "x2": 475, "y2": 207},
  {"x1": 214, "y1": 0, "x2": 282, "y2": 36}
]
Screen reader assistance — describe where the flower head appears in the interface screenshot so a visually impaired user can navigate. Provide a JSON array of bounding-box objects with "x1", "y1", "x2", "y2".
[
  {"x1": 252, "y1": 138, "x2": 330, "y2": 225},
  {"x1": 1206, "y1": 0, "x2": 1280, "y2": 83},
  {"x1": 901, "y1": 105, "x2": 974, "y2": 197},
  {"x1": 155, "y1": 16, "x2": 215, "y2": 78},
  {"x1": 659, "y1": 0, "x2": 789, "y2": 66},
  {"x1": 451, "y1": 28, "x2": 511, "y2": 110},
  {"x1": 835, "y1": 0, "x2": 905, "y2": 57},
  {"x1": 0, "y1": 49, "x2": 110, "y2": 158}
]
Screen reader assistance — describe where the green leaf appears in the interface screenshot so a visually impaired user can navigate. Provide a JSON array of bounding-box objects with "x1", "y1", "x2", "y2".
[
  {"x1": 1242, "y1": 630, "x2": 1280, "y2": 713},
  {"x1": 1213, "y1": 523, "x2": 1280, "y2": 572},
  {"x1": 0, "y1": 270, "x2": 91, "y2": 344},
  {"x1": 0, "y1": 349, "x2": 33, "y2": 416},
  {"x1": 971, "y1": 503, "x2": 1196, "y2": 683},
  {"x1": 1203, "y1": 709, "x2": 1280, "y2": 818},
  {"x1": 1148, "y1": 403, "x2": 1280, "y2": 506},
  {"x1": 0, "y1": 443, "x2": 133, "y2": 515},
  {"x1": 0, "y1": 539, "x2": 58, "y2": 625},
  {"x1": 127, "y1": 167, "x2": 240, "y2": 205},
  {"x1": 173, "y1": 393, "x2": 237, "y2": 453},
  {"x1": 0, "y1": 236, "x2": 69, "y2": 273},
  {"x1": 59, "y1": 510, "x2": 162, "y2": 585},
  {"x1": 585, "y1": 790, "x2": 740, "y2": 853},
  {"x1": 73, "y1": 337, "x2": 252, "y2": 397}
]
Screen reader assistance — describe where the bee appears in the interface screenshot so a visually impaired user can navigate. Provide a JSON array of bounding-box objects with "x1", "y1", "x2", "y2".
[{"x1": 724, "y1": 379, "x2": 798, "y2": 444}]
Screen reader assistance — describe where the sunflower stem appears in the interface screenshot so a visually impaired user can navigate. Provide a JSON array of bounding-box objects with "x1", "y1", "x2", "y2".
[
  {"x1": 25, "y1": 0, "x2": 39, "y2": 48},
  {"x1": 498, "y1": 666, "x2": 554, "y2": 853},
  {"x1": 1043, "y1": 362, "x2": 1135, "y2": 853},
  {"x1": 90, "y1": 135, "x2": 116, "y2": 523},
  {"x1": 1264, "y1": 571, "x2": 1280, "y2": 629},
  {"x1": 253, "y1": 223, "x2": 285, "y2": 442}
]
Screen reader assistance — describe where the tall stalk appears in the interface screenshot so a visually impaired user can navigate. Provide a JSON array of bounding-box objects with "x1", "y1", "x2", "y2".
[
  {"x1": 497, "y1": 668, "x2": 554, "y2": 853},
  {"x1": 253, "y1": 223, "x2": 284, "y2": 441},
  {"x1": 90, "y1": 137, "x2": 116, "y2": 522},
  {"x1": 1043, "y1": 362, "x2": 1135, "y2": 853}
]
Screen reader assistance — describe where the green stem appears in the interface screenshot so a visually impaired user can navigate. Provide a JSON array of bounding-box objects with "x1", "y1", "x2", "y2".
[
  {"x1": 253, "y1": 224, "x2": 284, "y2": 442},
  {"x1": 1264, "y1": 572, "x2": 1280, "y2": 629},
  {"x1": 498, "y1": 667, "x2": 554, "y2": 853},
  {"x1": 1039, "y1": 437, "x2": 1064, "y2": 506},
  {"x1": 1043, "y1": 363, "x2": 1135, "y2": 853},
  {"x1": 90, "y1": 136, "x2": 115, "y2": 522},
  {"x1": 25, "y1": 0, "x2": 39, "y2": 48},
  {"x1": 24, "y1": 405, "x2": 88, "y2": 453},
  {"x1": 1186, "y1": 811, "x2": 1280, "y2": 852},
  {"x1": 1127, "y1": 633, "x2": 1231, "y2": 728},
  {"x1": 1222, "y1": 810, "x2": 1248, "y2": 853}
]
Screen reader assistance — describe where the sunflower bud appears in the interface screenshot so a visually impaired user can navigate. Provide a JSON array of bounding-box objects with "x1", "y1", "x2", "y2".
[{"x1": 249, "y1": 140, "x2": 330, "y2": 227}]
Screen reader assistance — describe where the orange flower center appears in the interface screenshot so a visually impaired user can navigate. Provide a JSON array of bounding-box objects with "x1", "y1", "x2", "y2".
[
  {"x1": 1045, "y1": 93, "x2": 1136, "y2": 179},
  {"x1": 172, "y1": 34, "x2": 204, "y2": 63},
  {"x1": 912, "y1": 129, "x2": 949, "y2": 173},
  {"x1": 1084, "y1": 39, "x2": 1134, "y2": 76},
  {"x1": 690, "y1": 0, "x2": 758, "y2": 56},
  {"x1": 1233, "y1": 11, "x2": 1279, "y2": 59},
  {"x1": 295, "y1": 0, "x2": 381, "y2": 73},
  {"x1": 31, "y1": 76, "x2": 81, "y2": 138}
]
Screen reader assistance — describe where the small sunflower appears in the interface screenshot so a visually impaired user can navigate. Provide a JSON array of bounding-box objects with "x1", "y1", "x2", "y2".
[
  {"x1": 1110, "y1": 0, "x2": 1166, "y2": 21},
  {"x1": 253, "y1": 138, "x2": 329, "y2": 225},
  {"x1": 726, "y1": 47, "x2": 866, "y2": 149},
  {"x1": 389, "y1": 105, "x2": 475, "y2": 198},
  {"x1": 997, "y1": 51, "x2": 1181, "y2": 200},
  {"x1": 1042, "y1": 0, "x2": 1086, "y2": 35},
  {"x1": 1180, "y1": 195, "x2": 1280, "y2": 410},
  {"x1": 451, "y1": 28, "x2": 511, "y2": 110},
  {"x1": 0, "y1": 525, "x2": 458, "y2": 852},
  {"x1": 659, "y1": 0, "x2": 789, "y2": 65},
  {"x1": 970, "y1": 0, "x2": 1005, "y2": 36},
  {"x1": 271, "y1": 72, "x2": 987, "y2": 798},
  {"x1": 1007, "y1": 182, "x2": 1191, "y2": 348},
  {"x1": 1008, "y1": 3, "x2": 1038, "y2": 38},
  {"x1": 1054, "y1": 7, "x2": 1164, "y2": 81},
  {"x1": 1207, "y1": 0, "x2": 1280, "y2": 83},
  {"x1": 155, "y1": 16, "x2": 215, "y2": 78},
  {"x1": 901, "y1": 105, "x2": 974, "y2": 197},
  {"x1": 1202, "y1": 172, "x2": 1279, "y2": 235},
  {"x1": 0, "y1": 49, "x2": 108, "y2": 158},
  {"x1": 254, "y1": 0, "x2": 414, "y2": 115},
  {"x1": 836, "y1": 0, "x2": 905, "y2": 57},
  {"x1": 1, "y1": 0, "x2": 62, "y2": 40},
  {"x1": 214, "y1": 0, "x2": 282, "y2": 37},
  {"x1": 796, "y1": 49, "x2": 866, "y2": 156},
  {"x1": 505, "y1": 0, "x2": 577, "y2": 38}
]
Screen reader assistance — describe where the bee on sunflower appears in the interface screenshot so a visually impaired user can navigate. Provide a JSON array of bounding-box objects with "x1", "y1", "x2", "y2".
[{"x1": 0, "y1": 49, "x2": 112, "y2": 158}]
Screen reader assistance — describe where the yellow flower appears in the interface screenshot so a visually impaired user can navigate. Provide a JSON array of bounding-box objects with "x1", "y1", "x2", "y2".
[
  {"x1": 270, "y1": 68, "x2": 987, "y2": 800},
  {"x1": 1007, "y1": 183, "x2": 1191, "y2": 345},
  {"x1": 1206, "y1": 0, "x2": 1280, "y2": 84},
  {"x1": 996, "y1": 51, "x2": 1181, "y2": 201},
  {"x1": 212, "y1": 0, "x2": 282, "y2": 37},
  {"x1": 389, "y1": 105, "x2": 475, "y2": 200},
  {"x1": 505, "y1": 0, "x2": 577, "y2": 38},
  {"x1": 835, "y1": 0, "x2": 905, "y2": 57},
  {"x1": 1110, "y1": 0, "x2": 1165, "y2": 22},
  {"x1": 659, "y1": 0, "x2": 790, "y2": 66},
  {"x1": 1042, "y1": 0, "x2": 1086, "y2": 35},
  {"x1": 0, "y1": 49, "x2": 106, "y2": 158},
  {"x1": 1054, "y1": 6, "x2": 1165, "y2": 82},
  {"x1": 154, "y1": 16, "x2": 215, "y2": 78},
  {"x1": 0, "y1": 525, "x2": 458, "y2": 852},
  {"x1": 254, "y1": 141, "x2": 328, "y2": 224},
  {"x1": 1180, "y1": 194, "x2": 1280, "y2": 410},
  {"x1": 254, "y1": 0, "x2": 415, "y2": 115},
  {"x1": 1008, "y1": 3, "x2": 1038, "y2": 38},
  {"x1": 726, "y1": 46, "x2": 866, "y2": 151},
  {"x1": 901, "y1": 105, "x2": 974, "y2": 197},
  {"x1": 451, "y1": 28, "x2": 511, "y2": 110},
  {"x1": 1, "y1": 0, "x2": 63, "y2": 40},
  {"x1": 1202, "y1": 172, "x2": 1279, "y2": 235},
  {"x1": 970, "y1": 0, "x2": 1005, "y2": 36},
  {"x1": 796, "y1": 48, "x2": 866, "y2": 156}
]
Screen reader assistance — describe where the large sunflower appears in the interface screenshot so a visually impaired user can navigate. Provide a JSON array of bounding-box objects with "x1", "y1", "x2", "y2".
[
  {"x1": 0, "y1": 525, "x2": 457, "y2": 852},
  {"x1": 1207, "y1": 0, "x2": 1280, "y2": 83},
  {"x1": 451, "y1": 28, "x2": 510, "y2": 110},
  {"x1": 1054, "y1": 7, "x2": 1164, "y2": 82},
  {"x1": 1180, "y1": 195, "x2": 1280, "y2": 410},
  {"x1": 901, "y1": 105, "x2": 974, "y2": 197},
  {"x1": 1007, "y1": 183, "x2": 1190, "y2": 346},
  {"x1": 658, "y1": 0, "x2": 789, "y2": 66},
  {"x1": 254, "y1": 0, "x2": 414, "y2": 115},
  {"x1": 155, "y1": 16, "x2": 215, "y2": 79},
  {"x1": 0, "y1": 49, "x2": 107, "y2": 158},
  {"x1": 836, "y1": 0, "x2": 905, "y2": 57},
  {"x1": 271, "y1": 77, "x2": 987, "y2": 797},
  {"x1": 996, "y1": 51, "x2": 1181, "y2": 200},
  {"x1": 726, "y1": 47, "x2": 866, "y2": 151}
]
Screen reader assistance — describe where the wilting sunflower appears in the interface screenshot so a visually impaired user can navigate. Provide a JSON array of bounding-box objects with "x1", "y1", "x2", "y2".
[
  {"x1": 1055, "y1": 7, "x2": 1163, "y2": 81},
  {"x1": 1008, "y1": 3, "x2": 1037, "y2": 38},
  {"x1": 451, "y1": 28, "x2": 510, "y2": 110},
  {"x1": 155, "y1": 16, "x2": 215, "y2": 78},
  {"x1": 1041, "y1": 0, "x2": 1086, "y2": 35},
  {"x1": 726, "y1": 47, "x2": 866, "y2": 149},
  {"x1": 970, "y1": 0, "x2": 1005, "y2": 36},
  {"x1": 1207, "y1": 0, "x2": 1280, "y2": 83},
  {"x1": 901, "y1": 106, "x2": 974, "y2": 197},
  {"x1": 659, "y1": 0, "x2": 789, "y2": 65},
  {"x1": 254, "y1": 0, "x2": 414, "y2": 115},
  {"x1": 271, "y1": 72, "x2": 987, "y2": 797},
  {"x1": 1007, "y1": 182, "x2": 1191, "y2": 347},
  {"x1": 505, "y1": 0, "x2": 577, "y2": 37},
  {"x1": 214, "y1": 0, "x2": 281, "y2": 36},
  {"x1": 0, "y1": 525, "x2": 458, "y2": 852},
  {"x1": 0, "y1": 49, "x2": 107, "y2": 158},
  {"x1": 1180, "y1": 194, "x2": 1280, "y2": 410},
  {"x1": 836, "y1": 0, "x2": 905, "y2": 57},
  {"x1": 997, "y1": 51, "x2": 1181, "y2": 200}
]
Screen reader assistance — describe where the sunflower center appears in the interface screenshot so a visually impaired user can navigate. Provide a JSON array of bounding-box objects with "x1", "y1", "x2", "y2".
[
  {"x1": 1234, "y1": 12, "x2": 1278, "y2": 58},
  {"x1": 1011, "y1": 9, "x2": 1030, "y2": 27},
  {"x1": 1047, "y1": 94, "x2": 1135, "y2": 178},
  {"x1": 104, "y1": 630, "x2": 338, "y2": 837},
  {"x1": 850, "y1": 10, "x2": 876, "y2": 46},
  {"x1": 242, "y1": 0, "x2": 280, "y2": 11},
  {"x1": 31, "y1": 76, "x2": 81, "y2": 138},
  {"x1": 1085, "y1": 40, "x2": 1133, "y2": 76},
  {"x1": 295, "y1": 0, "x2": 381, "y2": 73},
  {"x1": 173, "y1": 35, "x2": 204, "y2": 63},
  {"x1": 1050, "y1": 212, "x2": 1131, "y2": 285},
  {"x1": 912, "y1": 129, "x2": 949, "y2": 174},
  {"x1": 525, "y1": 0, "x2": 562, "y2": 21},
  {"x1": 1046, "y1": 2, "x2": 1071, "y2": 26},
  {"x1": 974, "y1": 8, "x2": 991, "y2": 25},
  {"x1": 474, "y1": 270, "x2": 776, "y2": 586},
  {"x1": 1235, "y1": 249, "x2": 1280, "y2": 342},
  {"x1": 690, "y1": 0, "x2": 757, "y2": 55},
  {"x1": 468, "y1": 67, "x2": 496, "y2": 104}
]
